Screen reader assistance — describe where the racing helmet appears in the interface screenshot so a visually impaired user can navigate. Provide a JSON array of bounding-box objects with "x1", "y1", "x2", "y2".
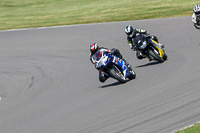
[
  {"x1": 193, "y1": 5, "x2": 200, "y2": 13},
  {"x1": 125, "y1": 25, "x2": 135, "y2": 38},
  {"x1": 90, "y1": 42, "x2": 99, "y2": 55}
]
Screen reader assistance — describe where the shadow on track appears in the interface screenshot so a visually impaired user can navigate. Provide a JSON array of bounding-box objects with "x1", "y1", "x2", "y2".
[
  {"x1": 135, "y1": 61, "x2": 160, "y2": 68},
  {"x1": 99, "y1": 81, "x2": 121, "y2": 88},
  {"x1": 99, "y1": 79, "x2": 134, "y2": 88}
]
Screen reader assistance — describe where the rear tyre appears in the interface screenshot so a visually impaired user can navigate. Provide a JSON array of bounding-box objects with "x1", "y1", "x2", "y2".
[
  {"x1": 108, "y1": 67, "x2": 126, "y2": 83},
  {"x1": 148, "y1": 49, "x2": 164, "y2": 63}
]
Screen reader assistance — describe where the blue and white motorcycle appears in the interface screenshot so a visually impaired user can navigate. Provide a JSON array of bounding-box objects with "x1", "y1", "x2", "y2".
[{"x1": 91, "y1": 50, "x2": 136, "y2": 83}]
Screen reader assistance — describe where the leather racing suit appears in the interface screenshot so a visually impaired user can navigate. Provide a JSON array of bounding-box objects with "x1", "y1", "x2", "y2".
[{"x1": 90, "y1": 47, "x2": 129, "y2": 82}]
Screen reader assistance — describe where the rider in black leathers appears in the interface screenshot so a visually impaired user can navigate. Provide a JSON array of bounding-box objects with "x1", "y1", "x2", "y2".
[
  {"x1": 89, "y1": 42, "x2": 131, "y2": 82},
  {"x1": 124, "y1": 25, "x2": 164, "y2": 60}
]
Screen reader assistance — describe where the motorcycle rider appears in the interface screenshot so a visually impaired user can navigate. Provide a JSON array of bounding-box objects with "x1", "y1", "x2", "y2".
[
  {"x1": 192, "y1": 5, "x2": 200, "y2": 29},
  {"x1": 124, "y1": 25, "x2": 164, "y2": 60},
  {"x1": 89, "y1": 42, "x2": 131, "y2": 82}
]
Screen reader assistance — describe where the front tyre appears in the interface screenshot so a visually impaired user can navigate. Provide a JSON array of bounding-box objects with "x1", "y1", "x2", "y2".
[
  {"x1": 108, "y1": 67, "x2": 126, "y2": 83},
  {"x1": 128, "y1": 68, "x2": 136, "y2": 80},
  {"x1": 163, "y1": 53, "x2": 168, "y2": 61},
  {"x1": 148, "y1": 49, "x2": 164, "y2": 63},
  {"x1": 194, "y1": 23, "x2": 200, "y2": 29}
]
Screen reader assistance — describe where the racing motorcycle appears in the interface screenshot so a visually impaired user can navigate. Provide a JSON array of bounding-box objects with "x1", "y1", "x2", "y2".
[
  {"x1": 91, "y1": 50, "x2": 136, "y2": 83},
  {"x1": 133, "y1": 33, "x2": 167, "y2": 63},
  {"x1": 194, "y1": 15, "x2": 200, "y2": 29}
]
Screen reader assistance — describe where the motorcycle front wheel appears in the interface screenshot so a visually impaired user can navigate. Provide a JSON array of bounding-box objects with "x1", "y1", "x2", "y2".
[
  {"x1": 163, "y1": 53, "x2": 168, "y2": 61},
  {"x1": 194, "y1": 23, "x2": 200, "y2": 29},
  {"x1": 108, "y1": 66, "x2": 126, "y2": 83},
  {"x1": 127, "y1": 68, "x2": 136, "y2": 80},
  {"x1": 148, "y1": 49, "x2": 164, "y2": 63}
]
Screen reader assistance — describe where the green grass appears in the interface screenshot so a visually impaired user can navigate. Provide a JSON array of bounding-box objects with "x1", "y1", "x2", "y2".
[
  {"x1": 0, "y1": 0, "x2": 199, "y2": 30},
  {"x1": 175, "y1": 123, "x2": 200, "y2": 133}
]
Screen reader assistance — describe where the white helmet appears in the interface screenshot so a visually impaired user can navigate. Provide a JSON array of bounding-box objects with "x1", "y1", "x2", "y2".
[
  {"x1": 125, "y1": 25, "x2": 135, "y2": 38},
  {"x1": 193, "y1": 5, "x2": 200, "y2": 13}
]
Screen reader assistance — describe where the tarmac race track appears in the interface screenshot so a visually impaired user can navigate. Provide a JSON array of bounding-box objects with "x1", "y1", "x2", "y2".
[{"x1": 0, "y1": 16, "x2": 200, "y2": 133}]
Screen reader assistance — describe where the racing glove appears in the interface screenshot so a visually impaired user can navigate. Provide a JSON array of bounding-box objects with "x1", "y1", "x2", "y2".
[{"x1": 129, "y1": 43, "x2": 136, "y2": 51}]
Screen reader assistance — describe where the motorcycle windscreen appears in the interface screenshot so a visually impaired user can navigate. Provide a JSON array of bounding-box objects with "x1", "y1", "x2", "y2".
[
  {"x1": 92, "y1": 51, "x2": 103, "y2": 62},
  {"x1": 134, "y1": 34, "x2": 147, "y2": 49}
]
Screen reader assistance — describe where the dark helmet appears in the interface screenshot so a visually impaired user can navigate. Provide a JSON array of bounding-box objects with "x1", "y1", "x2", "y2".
[
  {"x1": 90, "y1": 42, "x2": 99, "y2": 55},
  {"x1": 125, "y1": 25, "x2": 135, "y2": 38}
]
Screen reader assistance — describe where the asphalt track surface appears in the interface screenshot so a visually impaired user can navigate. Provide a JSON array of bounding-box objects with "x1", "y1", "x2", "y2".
[{"x1": 0, "y1": 16, "x2": 200, "y2": 133}]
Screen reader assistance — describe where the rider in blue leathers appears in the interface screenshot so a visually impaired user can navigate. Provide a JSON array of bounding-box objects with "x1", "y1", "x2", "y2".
[{"x1": 89, "y1": 42, "x2": 131, "y2": 82}]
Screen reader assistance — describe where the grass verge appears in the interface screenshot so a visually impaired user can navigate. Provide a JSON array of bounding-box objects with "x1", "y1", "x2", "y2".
[
  {"x1": 0, "y1": 0, "x2": 199, "y2": 30},
  {"x1": 175, "y1": 123, "x2": 200, "y2": 133}
]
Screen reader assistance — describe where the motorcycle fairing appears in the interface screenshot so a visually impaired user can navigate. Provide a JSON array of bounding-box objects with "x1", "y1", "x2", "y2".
[
  {"x1": 149, "y1": 39, "x2": 164, "y2": 58},
  {"x1": 111, "y1": 56, "x2": 128, "y2": 79},
  {"x1": 93, "y1": 50, "x2": 131, "y2": 80}
]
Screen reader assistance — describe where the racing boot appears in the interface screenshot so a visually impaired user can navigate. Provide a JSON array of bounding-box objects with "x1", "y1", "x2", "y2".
[
  {"x1": 149, "y1": 58, "x2": 153, "y2": 62},
  {"x1": 136, "y1": 51, "x2": 146, "y2": 60},
  {"x1": 99, "y1": 71, "x2": 109, "y2": 83}
]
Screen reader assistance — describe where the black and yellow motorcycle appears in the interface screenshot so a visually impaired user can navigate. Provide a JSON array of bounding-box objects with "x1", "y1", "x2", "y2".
[{"x1": 133, "y1": 33, "x2": 167, "y2": 63}]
